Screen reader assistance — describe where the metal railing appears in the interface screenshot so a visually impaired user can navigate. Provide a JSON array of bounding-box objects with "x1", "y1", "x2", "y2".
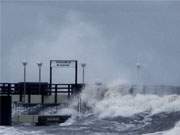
[{"x1": 0, "y1": 83, "x2": 83, "y2": 104}]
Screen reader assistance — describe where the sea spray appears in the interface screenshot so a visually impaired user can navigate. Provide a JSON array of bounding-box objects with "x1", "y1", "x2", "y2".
[
  {"x1": 4, "y1": 83, "x2": 180, "y2": 135},
  {"x1": 37, "y1": 82, "x2": 180, "y2": 120},
  {"x1": 79, "y1": 83, "x2": 180, "y2": 118},
  {"x1": 0, "y1": 126, "x2": 50, "y2": 135}
]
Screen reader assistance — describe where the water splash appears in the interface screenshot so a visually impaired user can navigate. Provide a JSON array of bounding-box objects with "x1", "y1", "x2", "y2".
[{"x1": 79, "y1": 83, "x2": 180, "y2": 119}]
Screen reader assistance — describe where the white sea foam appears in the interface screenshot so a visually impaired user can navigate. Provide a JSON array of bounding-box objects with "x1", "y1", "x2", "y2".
[
  {"x1": 3, "y1": 83, "x2": 180, "y2": 135},
  {"x1": 59, "y1": 117, "x2": 76, "y2": 126},
  {"x1": 37, "y1": 82, "x2": 180, "y2": 119},
  {"x1": 0, "y1": 126, "x2": 50, "y2": 135},
  {"x1": 80, "y1": 83, "x2": 180, "y2": 118},
  {"x1": 41, "y1": 106, "x2": 78, "y2": 116}
]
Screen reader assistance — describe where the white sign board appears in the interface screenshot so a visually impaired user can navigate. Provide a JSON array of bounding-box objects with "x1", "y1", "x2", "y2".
[{"x1": 51, "y1": 61, "x2": 75, "y2": 68}]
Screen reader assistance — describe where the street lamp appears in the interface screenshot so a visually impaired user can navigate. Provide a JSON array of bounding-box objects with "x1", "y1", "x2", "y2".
[
  {"x1": 81, "y1": 63, "x2": 86, "y2": 84},
  {"x1": 37, "y1": 63, "x2": 43, "y2": 96},
  {"x1": 37, "y1": 62, "x2": 43, "y2": 83},
  {"x1": 22, "y1": 62, "x2": 27, "y2": 103},
  {"x1": 78, "y1": 63, "x2": 86, "y2": 113},
  {"x1": 136, "y1": 62, "x2": 141, "y2": 85}
]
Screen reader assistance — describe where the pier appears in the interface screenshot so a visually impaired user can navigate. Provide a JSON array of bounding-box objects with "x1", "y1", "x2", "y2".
[{"x1": 0, "y1": 60, "x2": 85, "y2": 126}]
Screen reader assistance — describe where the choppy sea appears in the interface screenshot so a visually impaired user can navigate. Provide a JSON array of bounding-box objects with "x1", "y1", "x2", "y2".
[{"x1": 1, "y1": 84, "x2": 180, "y2": 135}]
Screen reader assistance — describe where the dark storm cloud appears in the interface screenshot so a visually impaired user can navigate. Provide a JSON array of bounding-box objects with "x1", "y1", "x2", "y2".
[{"x1": 1, "y1": 1, "x2": 180, "y2": 85}]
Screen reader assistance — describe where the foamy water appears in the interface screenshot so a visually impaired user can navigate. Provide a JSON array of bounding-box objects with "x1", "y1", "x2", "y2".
[
  {"x1": 2, "y1": 83, "x2": 180, "y2": 135},
  {"x1": 0, "y1": 126, "x2": 51, "y2": 135},
  {"x1": 80, "y1": 84, "x2": 180, "y2": 118}
]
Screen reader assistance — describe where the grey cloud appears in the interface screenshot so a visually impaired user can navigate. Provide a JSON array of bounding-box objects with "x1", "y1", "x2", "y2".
[{"x1": 1, "y1": 1, "x2": 180, "y2": 85}]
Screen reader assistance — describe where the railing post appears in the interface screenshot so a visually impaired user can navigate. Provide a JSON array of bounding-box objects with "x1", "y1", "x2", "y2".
[
  {"x1": 50, "y1": 60, "x2": 52, "y2": 92},
  {"x1": 2, "y1": 83, "x2": 5, "y2": 93},
  {"x1": 7, "y1": 84, "x2": 11, "y2": 96},
  {"x1": 75, "y1": 61, "x2": 78, "y2": 85},
  {"x1": 19, "y1": 84, "x2": 22, "y2": 102},
  {"x1": 28, "y1": 90, "x2": 31, "y2": 104},
  {"x1": 48, "y1": 84, "x2": 51, "y2": 95},
  {"x1": 54, "y1": 84, "x2": 57, "y2": 104},
  {"x1": 68, "y1": 85, "x2": 70, "y2": 99},
  {"x1": 41, "y1": 87, "x2": 44, "y2": 105},
  {"x1": 0, "y1": 84, "x2": 1, "y2": 94}
]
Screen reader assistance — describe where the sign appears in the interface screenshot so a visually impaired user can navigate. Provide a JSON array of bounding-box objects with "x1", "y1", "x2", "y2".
[
  {"x1": 51, "y1": 60, "x2": 75, "y2": 68},
  {"x1": 49, "y1": 60, "x2": 78, "y2": 85}
]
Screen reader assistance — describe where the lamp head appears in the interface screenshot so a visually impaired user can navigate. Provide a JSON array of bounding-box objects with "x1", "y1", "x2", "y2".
[
  {"x1": 136, "y1": 63, "x2": 141, "y2": 69},
  {"x1": 37, "y1": 62, "x2": 43, "y2": 67},
  {"x1": 22, "y1": 62, "x2": 27, "y2": 66},
  {"x1": 81, "y1": 63, "x2": 86, "y2": 68}
]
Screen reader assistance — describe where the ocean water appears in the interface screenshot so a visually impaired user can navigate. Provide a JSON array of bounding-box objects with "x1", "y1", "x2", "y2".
[{"x1": 1, "y1": 83, "x2": 180, "y2": 135}]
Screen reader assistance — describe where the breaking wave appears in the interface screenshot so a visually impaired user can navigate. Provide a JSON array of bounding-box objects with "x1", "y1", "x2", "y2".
[
  {"x1": 80, "y1": 83, "x2": 180, "y2": 118},
  {"x1": 2, "y1": 82, "x2": 180, "y2": 135}
]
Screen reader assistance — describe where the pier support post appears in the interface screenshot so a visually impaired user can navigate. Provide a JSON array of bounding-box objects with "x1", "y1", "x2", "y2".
[{"x1": 0, "y1": 96, "x2": 12, "y2": 126}]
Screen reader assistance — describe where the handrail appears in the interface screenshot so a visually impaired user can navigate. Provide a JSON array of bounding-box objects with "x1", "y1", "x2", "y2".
[
  {"x1": 0, "y1": 82, "x2": 83, "y2": 104},
  {"x1": 0, "y1": 83, "x2": 81, "y2": 95}
]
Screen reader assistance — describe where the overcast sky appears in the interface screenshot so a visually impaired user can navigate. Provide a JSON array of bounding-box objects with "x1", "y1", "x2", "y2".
[{"x1": 1, "y1": 1, "x2": 180, "y2": 85}]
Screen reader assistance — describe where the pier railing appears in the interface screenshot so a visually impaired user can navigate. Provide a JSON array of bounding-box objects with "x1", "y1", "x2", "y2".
[{"x1": 0, "y1": 83, "x2": 83, "y2": 104}]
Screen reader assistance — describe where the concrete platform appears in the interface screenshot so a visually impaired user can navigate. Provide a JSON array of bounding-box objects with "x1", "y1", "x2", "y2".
[{"x1": 13, "y1": 115, "x2": 71, "y2": 126}]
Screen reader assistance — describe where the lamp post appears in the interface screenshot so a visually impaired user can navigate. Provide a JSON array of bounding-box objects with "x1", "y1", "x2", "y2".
[
  {"x1": 37, "y1": 63, "x2": 43, "y2": 83},
  {"x1": 81, "y1": 63, "x2": 86, "y2": 84},
  {"x1": 37, "y1": 62, "x2": 43, "y2": 93},
  {"x1": 37, "y1": 62, "x2": 43, "y2": 104},
  {"x1": 22, "y1": 62, "x2": 27, "y2": 103},
  {"x1": 78, "y1": 63, "x2": 86, "y2": 113},
  {"x1": 136, "y1": 62, "x2": 141, "y2": 85}
]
